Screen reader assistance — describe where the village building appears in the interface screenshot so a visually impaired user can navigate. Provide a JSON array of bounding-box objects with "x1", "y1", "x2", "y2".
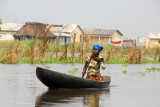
[
  {"x1": 0, "y1": 22, "x2": 24, "y2": 42},
  {"x1": 146, "y1": 32, "x2": 160, "y2": 48},
  {"x1": 82, "y1": 28, "x2": 123, "y2": 46},
  {"x1": 49, "y1": 24, "x2": 84, "y2": 43},
  {"x1": 53, "y1": 32, "x2": 71, "y2": 45},
  {"x1": 14, "y1": 22, "x2": 56, "y2": 41},
  {"x1": 122, "y1": 39, "x2": 136, "y2": 48}
]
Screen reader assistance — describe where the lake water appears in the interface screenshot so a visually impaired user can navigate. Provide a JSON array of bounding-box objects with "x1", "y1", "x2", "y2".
[{"x1": 0, "y1": 64, "x2": 160, "y2": 107}]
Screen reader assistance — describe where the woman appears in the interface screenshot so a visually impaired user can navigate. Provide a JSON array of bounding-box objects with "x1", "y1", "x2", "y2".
[{"x1": 82, "y1": 45, "x2": 106, "y2": 81}]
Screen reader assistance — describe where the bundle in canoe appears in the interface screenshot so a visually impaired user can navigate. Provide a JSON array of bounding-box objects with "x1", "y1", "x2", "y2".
[{"x1": 36, "y1": 67, "x2": 111, "y2": 88}]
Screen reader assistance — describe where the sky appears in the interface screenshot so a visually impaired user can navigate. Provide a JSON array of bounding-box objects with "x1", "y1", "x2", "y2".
[{"x1": 0, "y1": 0, "x2": 160, "y2": 39}]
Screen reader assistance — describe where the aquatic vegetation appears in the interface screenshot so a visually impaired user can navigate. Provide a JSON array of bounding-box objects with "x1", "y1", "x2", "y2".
[
  {"x1": 146, "y1": 68, "x2": 151, "y2": 72},
  {"x1": 0, "y1": 40, "x2": 160, "y2": 64},
  {"x1": 68, "y1": 68, "x2": 78, "y2": 74},
  {"x1": 143, "y1": 67, "x2": 160, "y2": 77},
  {"x1": 140, "y1": 72, "x2": 145, "y2": 76},
  {"x1": 150, "y1": 67, "x2": 157, "y2": 71},
  {"x1": 73, "y1": 68, "x2": 78, "y2": 72},
  {"x1": 145, "y1": 67, "x2": 160, "y2": 72},
  {"x1": 121, "y1": 64, "x2": 128, "y2": 67},
  {"x1": 122, "y1": 70, "x2": 127, "y2": 74},
  {"x1": 45, "y1": 66, "x2": 51, "y2": 70},
  {"x1": 68, "y1": 70, "x2": 72, "y2": 73},
  {"x1": 121, "y1": 64, "x2": 128, "y2": 74}
]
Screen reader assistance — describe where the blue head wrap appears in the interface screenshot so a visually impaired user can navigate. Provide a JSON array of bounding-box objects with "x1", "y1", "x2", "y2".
[{"x1": 93, "y1": 45, "x2": 103, "y2": 52}]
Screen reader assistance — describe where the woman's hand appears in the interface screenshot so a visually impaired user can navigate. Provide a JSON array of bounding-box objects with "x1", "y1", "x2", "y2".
[
  {"x1": 90, "y1": 54, "x2": 94, "y2": 58},
  {"x1": 93, "y1": 56, "x2": 104, "y2": 62}
]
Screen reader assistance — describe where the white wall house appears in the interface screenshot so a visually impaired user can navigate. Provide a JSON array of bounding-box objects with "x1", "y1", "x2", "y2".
[
  {"x1": 0, "y1": 22, "x2": 24, "y2": 42},
  {"x1": 50, "y1": 24, "x2": 84, "y2": 43},
  {"x1": 146, "y1": 32, "x2": 160, "y2": 48}
]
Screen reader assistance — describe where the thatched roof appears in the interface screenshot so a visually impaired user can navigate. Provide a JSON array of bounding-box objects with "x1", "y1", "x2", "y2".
[{"x1": 14, "y1": 22, "x2": 55, "y2": 37}]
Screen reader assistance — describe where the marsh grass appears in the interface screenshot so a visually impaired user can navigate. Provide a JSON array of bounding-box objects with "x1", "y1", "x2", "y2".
[{"x1": 0, "y1": 38, "x2": 160, "y2": 64}]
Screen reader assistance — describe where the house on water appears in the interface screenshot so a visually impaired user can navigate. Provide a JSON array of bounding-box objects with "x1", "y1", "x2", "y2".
[
  {"x1": 14, "y1": 22, "x2": 56, "y2": 41},
  {"x1": 82, "y1": 28, "x2": 123, "y2": 46},
  {"x1": 146, "y1": 32, "x2": 160, "y2": 48},
  {"x1": 0, "y1": 22, "x2": 24, "y2": 42}
]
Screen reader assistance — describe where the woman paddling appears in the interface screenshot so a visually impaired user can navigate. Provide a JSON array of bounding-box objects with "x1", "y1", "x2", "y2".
[{"x1": 82, "y1": 45, "x2": 106, "y2": 81}]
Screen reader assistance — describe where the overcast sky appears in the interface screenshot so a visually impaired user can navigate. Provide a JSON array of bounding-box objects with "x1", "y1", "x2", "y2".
[{"x1": 0, "y1": 0, "x2": 160, "y2": 39}]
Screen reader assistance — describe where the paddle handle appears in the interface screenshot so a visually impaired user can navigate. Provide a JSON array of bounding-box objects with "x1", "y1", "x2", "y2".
[{"x1": 82, "y1": 54, "x2": 93, "y2": 78}]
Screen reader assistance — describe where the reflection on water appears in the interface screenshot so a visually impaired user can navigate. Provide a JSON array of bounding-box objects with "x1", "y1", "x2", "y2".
[{"x1": 35, "y1": 88, "x2": 110, "y2": 107}]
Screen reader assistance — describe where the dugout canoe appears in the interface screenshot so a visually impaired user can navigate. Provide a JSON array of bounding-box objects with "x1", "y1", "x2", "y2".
[{"x1": 36, "y1": 67, "x2": 111, "y2": 88}]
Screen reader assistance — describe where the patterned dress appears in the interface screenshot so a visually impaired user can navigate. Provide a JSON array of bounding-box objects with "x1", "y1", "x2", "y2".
[{"x1": 85, "y1": 56, "x2": 105, "y2": 81}]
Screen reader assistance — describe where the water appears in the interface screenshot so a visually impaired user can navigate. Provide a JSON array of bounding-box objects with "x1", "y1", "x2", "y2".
[{"x1": 0, "y1": 64, "x2": 160, "y2": 107}]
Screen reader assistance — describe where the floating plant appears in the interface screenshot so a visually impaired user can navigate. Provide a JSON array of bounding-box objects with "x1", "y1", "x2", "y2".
[
  {"x1": 45, "y1": 66, "x2": 51, "y2": 70},
  {"x1": 140, "y1": 72, "x2": 145, "y2": 76},
  {"x1": 146, "y1": 67, "x2": 160, "y2": 72},
  {"x1": 122, "y1": 64, "x2": 128, "y2": 74},
  {"x1": 150, "y1": 67, "x2": 157, "y2": 71},
  {"x1": 68, "y1": 68, "x2": 78, "y2": 74},
  {"x1": 73, "y1": 68, "x2": 78, "y2": 72},
  {"x1": 122, "y1": 70, "x2": 127, "y2": 74},
  {"x1": 146, "y1": 68, "x2": 151, "y2": 72},
  {"x1": 121, "y1": 64, "x2": 128, "y2": 67}
]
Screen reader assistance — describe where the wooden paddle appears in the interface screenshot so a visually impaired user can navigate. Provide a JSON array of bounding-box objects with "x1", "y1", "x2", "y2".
[{"x1": 82, "y1": 54, "x2": 93, "y2": 78}]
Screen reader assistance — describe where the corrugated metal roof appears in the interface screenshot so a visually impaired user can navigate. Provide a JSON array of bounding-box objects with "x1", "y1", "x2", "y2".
[
  {"x1": 0, "y1": 22, "x2": 24, "y2": 31},
  {"x1": 50, "y1": 24, "x2": 78, "y2": 33},
  {"x1": 82, "y1": 28, "x2": 123, "y2": 36},
  {"x1": 53, "y1": 33, "x2": 71, "y2": 37},
  {"x1": 147, "y1": 32, "x2": 160, "y2": 39}
]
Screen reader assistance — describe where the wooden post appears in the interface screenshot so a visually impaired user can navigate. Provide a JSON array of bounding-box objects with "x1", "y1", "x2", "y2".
[
  {"x1": 72, "y1": 33, "x2": 76, "y2": 64},
  {"x1": 82, "y1": 36, "x2": 84, "y2": 62},
  {"x1": 64, "y1": 36, "x2": 67, "y2": 61},
  {"x1": 77, "y1": 35, "x2": 84, "y2": 62},
  {"x1": 55, "y1": 25, "x2": 66, "y2": 58}
]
